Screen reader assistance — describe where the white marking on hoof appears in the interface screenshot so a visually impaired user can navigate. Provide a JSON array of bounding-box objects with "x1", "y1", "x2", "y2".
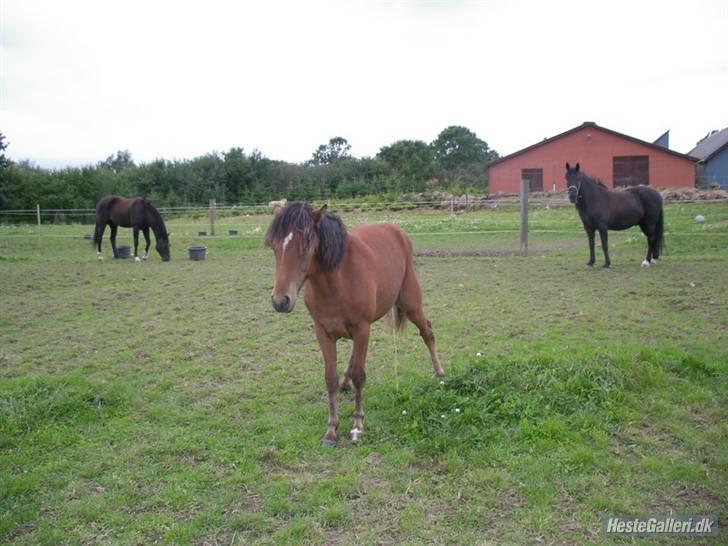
[
  {"x1": 97, "y1": 252, "x2": 104, "y2": 261},
  {"x1": 142, "y1": 253, "x2": 148, "y2": 261},
  {"x1": 641, "y1": 260, "x2": 650, "y2": 267},
  {"x1": 350, "y1": 428, "x2": 363, "y2": 442},
  {"x1": 134, "y1": 256, "x2": 141, "y2": 263},
  {"x1": 650, "y1": 259, "x2": 658, "y2": 265}
]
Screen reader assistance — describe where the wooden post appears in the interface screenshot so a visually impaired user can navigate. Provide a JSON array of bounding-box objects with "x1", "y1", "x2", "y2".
[
  {"x1": 36, "y1": 204, "x2": 42, "y2": 255},
  {"x1": 519, "y1": 179, "x2": 528, "y2": 256},
  {"x1": 209, "y1": 199, "x2": 216, "y2": 236}
]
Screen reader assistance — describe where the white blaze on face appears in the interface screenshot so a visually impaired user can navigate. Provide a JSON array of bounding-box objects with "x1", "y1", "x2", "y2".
[{"x1": 281, "y1": 231, "x2": 294, "y2": 258}]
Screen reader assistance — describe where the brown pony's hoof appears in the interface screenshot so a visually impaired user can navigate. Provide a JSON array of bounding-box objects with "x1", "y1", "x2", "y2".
[
  {"x1": 339, "y1": 383, "x2": 352, "y2": 393},
  {"x1": 320, "y1": 438, "x2": 337, "y2": 447}
]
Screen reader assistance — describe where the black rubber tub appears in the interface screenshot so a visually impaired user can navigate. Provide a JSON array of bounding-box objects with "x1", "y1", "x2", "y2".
[
  {"x1": 188, "y1": 246, "x2": 207, "y2": 260},
  {"x1": 115, "y1": 245, "x2": 131, "y2": 259}
]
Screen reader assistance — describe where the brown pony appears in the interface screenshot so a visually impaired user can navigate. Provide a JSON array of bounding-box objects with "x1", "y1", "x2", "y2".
[
  {"x1": 265, "y1": 202, "x2": 444, "y2": 446},
  {"x1": 94, "y1": 196, "x2": 170, "y2": 261}
]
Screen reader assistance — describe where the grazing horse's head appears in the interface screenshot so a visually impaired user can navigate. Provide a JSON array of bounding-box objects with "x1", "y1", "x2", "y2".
[
  {"x1": 565, "y1": 162, "x2": 582, "y2": 203},
  {"x1": 156, "y1": 233, "x2": 170, "y2": 261},
  {"x1": 264, "y1": 202, "x2": 347, "y2": 313}
]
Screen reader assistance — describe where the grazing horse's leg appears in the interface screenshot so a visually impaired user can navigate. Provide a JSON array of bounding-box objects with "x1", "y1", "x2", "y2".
[
  {"x1": 109, "y1": 224, "x2": 119, "y2": 259},
  {"x1": 585, "y1": 227, "x2": 596, "y2": 267},
  {"x1": 142, "y1": 227, "x2": 151, "y2": 260},
  {"x1": 133, "y1": 228, "x2": 141, "y2": 262},
  {"x1": 315, "y1": 324, "x2": 339, "y2": 446},
  {"x1": 348, "y1": 323, "x2": 371, "y2": 442},
  {"x1": 399, "y1": 268, "x2": 445, "y2": 377},
  {"x1": 597, "y1": 225, "x2": 610, "y2": 268},
  {"x1": 95, "y1": 222, "x2": 106, "y2": 259},
  {"x1": 639, "y1": 222, "x2": 655, "y2": 267}
]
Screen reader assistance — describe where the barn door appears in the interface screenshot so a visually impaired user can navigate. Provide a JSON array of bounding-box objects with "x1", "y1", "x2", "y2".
[
  {"x1": 521, "y1": 168, "x2": 543, "y2": 192},
  {"x1": 613, "y1": 156, "x2": 649, "y2": 186}
]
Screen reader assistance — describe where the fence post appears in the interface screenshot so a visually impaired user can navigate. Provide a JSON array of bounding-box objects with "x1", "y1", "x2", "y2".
[
  {"x1": 36, "y1": 204, "x2": 42, "y2": 255},
  {"x1": 209, "y1": 199, "x2": 216, "y2": 236},
  {"x1": 519, "y1": 179, "x2": 528, "y2": 256}
]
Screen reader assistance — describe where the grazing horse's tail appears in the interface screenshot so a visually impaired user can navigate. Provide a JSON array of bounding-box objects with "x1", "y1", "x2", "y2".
[
  {"x1": 92, "y1": 221, "x2": 101, "y2": 246},
  {"x1": 656, "y1": 207, "x2": 665, "y2": 256}
]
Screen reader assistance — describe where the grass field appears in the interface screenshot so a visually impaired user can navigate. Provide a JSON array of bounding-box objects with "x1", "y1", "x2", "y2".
[{"x1": 1, "y1": 202, "x2": 727, "y2": 544}]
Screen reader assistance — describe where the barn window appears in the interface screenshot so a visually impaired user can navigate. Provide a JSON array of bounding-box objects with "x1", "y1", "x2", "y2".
[
  {"x1": 613, "y1": 156, "x2": 649, "y2": 187},
  {"x1": 521, "y1": 168, "x2": 543, "y2": 192}
]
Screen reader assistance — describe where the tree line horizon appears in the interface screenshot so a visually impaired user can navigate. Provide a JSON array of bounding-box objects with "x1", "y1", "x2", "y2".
[{"x1": 0, "y1": 126, "x2": 499, "y2": 211}]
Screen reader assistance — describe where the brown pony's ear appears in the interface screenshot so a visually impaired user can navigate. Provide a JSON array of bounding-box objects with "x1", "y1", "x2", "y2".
[{"x1": 310, "y1": 204, "x2": 328, "y2": 225}]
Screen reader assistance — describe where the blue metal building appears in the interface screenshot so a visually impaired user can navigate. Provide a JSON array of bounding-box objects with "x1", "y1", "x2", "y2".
[{"x1": 690, "y1": 127, "x2": 728, "y2": 189}]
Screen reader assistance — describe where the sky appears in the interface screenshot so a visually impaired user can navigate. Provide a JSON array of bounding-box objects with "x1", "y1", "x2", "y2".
[{"x1": 2, "y1": 0, "x2": 727, "y2": 169}]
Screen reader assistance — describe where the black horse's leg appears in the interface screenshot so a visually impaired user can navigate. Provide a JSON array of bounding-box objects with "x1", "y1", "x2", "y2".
[
  {"x1": 96, "y1": 222, "x2": 106, "y2": 259},
  {"x1": 598, "y1": 225, "x2": 610, "y2": 268},
  {"x1": 142, "y1": 227, "x2": 151, "y2": 260},
  {"x1": 133, "y1": 228, "x2": 140, "y2": 262},
  {"x1": 639, "y1": 223, "x2": 655, "y2": 267},
  {"x1": 109, "y1": 224, "x2": 119, "y2": 259},
  {"x1": 585, "y1": 227, "x2": 596, "y2": 267}
]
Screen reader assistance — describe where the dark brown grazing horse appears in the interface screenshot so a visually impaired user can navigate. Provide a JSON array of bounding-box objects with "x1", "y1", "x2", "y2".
[
  {"x1": 265, "y1": 202, "x2": 444, "y2": 446},
  {"x1": 94, "y1": 196, "x2": 170, "y2": 261},
  {"x1": 565, "y1": 163, "x2": 665, "y2": 268}
]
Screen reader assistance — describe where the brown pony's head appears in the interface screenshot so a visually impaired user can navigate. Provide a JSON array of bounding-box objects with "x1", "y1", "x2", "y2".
[{"x1": 264, "y1": 202, "x2": 347, "y2": 313}]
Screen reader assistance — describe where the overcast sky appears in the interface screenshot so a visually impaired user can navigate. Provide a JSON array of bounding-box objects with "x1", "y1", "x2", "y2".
[{"x1": 2, "y1": 0, "x2": 727, "y2": 169}]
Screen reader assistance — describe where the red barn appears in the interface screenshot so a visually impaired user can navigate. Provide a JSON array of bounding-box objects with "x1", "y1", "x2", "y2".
[{"x1": 488, "y1": 122, "x2": 697, "y2": 193}]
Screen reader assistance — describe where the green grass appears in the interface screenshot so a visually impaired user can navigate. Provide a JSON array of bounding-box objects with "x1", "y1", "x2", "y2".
[{"x1": 1, "y1": 202, "x2": 726, "y2": 544}]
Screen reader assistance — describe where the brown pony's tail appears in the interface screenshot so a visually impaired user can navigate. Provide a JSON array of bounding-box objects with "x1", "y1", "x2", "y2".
[{"x1": 385, "y1": 301, "x2": 407, "y2": 335}]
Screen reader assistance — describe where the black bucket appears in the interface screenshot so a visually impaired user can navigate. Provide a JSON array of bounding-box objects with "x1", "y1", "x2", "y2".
[
  {"x1": 115, "y1": 245, "x2": 131, "y2": 259},
  {"x1": 83, "y1": 233, "x2": 93, "y2": 240},
  {"x1": 188, "y1": 246, "x2": 207, "y2": 261},
  {"x1": 198, "y1": 231, "x2": 207, "y2": 236},
  {"x1": 228, "y1": 230, "x2": 238, "y2": 236}
]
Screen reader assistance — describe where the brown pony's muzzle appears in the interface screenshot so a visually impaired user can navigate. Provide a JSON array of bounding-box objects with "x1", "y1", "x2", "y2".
[{"x1": 271, "y1": 294, "x2": 294, "y2": 313}]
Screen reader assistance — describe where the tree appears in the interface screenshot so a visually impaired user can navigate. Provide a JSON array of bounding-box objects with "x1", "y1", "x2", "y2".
[
  {"x1": 431, "y1": 126, "x2": 498, "y2": 172},
  {"x1": 378, "y1": 140, "x2": 439, "y2": 189},
  {"x1": 310, "y1": 137, "x2": 352, "y2": 165},
  {"x1": 101, "y1": 149, "x2": 135, "y2": 173},
  {"x1": 0, "y1": 131, "x2": 11, "y2": 170}
]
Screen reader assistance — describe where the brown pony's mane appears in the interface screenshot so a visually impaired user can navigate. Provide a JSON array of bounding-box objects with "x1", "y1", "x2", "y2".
[{"x1": 264, "y1": 202, "x2": 347, "y2": 271}]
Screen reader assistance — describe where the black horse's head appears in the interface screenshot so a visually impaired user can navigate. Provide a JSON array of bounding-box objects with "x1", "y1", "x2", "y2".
[
  {"x1": 156, "y1": 232, "x2": 170, "y2": 261},
  {"x1": 565, "y1": 162, "x2": 582, "y2": 203}
]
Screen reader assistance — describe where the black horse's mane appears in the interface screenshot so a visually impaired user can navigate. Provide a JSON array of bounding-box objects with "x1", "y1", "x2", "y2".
[
  {"x1": 265, "y1": 202, "x2": 347, "y2": 271},
  {"x1": 577, "y1": 171, "x2": 608, "y2": 190},
  {"x1": 143, "y1": 199, "x2": 169, "y2": 239}
]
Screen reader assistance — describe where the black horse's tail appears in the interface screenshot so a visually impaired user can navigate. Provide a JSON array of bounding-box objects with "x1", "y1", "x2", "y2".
[{"x1": 655, "y1": 207, "x2": 666, "y2": 256}]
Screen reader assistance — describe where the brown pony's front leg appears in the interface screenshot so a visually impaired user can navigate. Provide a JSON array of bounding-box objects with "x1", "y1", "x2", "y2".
[
  {"x1": 349, "y1": 323, "x2": 370, "y2": 442},
  {"x1": 315, "y1": 324, "x2": 339, "y2": 446}
]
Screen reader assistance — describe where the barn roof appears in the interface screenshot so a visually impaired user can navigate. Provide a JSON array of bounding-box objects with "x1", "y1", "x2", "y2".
[
  {"x1": 488, "y1": 122, "x2": 699, "y2": 167},
  {"x1": 689, "y1": 127, "x2": 728, "y2": 162}
]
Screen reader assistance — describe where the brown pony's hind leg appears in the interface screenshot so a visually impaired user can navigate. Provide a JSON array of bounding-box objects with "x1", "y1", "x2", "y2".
[
  {"x1": 315, "y1": 324, "x2": 339, "y2": 446},
  {"x1": 399, "y1": 267, "x2": 444, "y2": 377}
]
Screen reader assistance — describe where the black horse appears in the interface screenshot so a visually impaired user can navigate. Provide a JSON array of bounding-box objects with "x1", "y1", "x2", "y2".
[
  {"x1": 565, "y1": 163, "x2": 664, "y2": 268},
  {"x1": 94, "y1": 196, "x2": 170, "y2": 261}
]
